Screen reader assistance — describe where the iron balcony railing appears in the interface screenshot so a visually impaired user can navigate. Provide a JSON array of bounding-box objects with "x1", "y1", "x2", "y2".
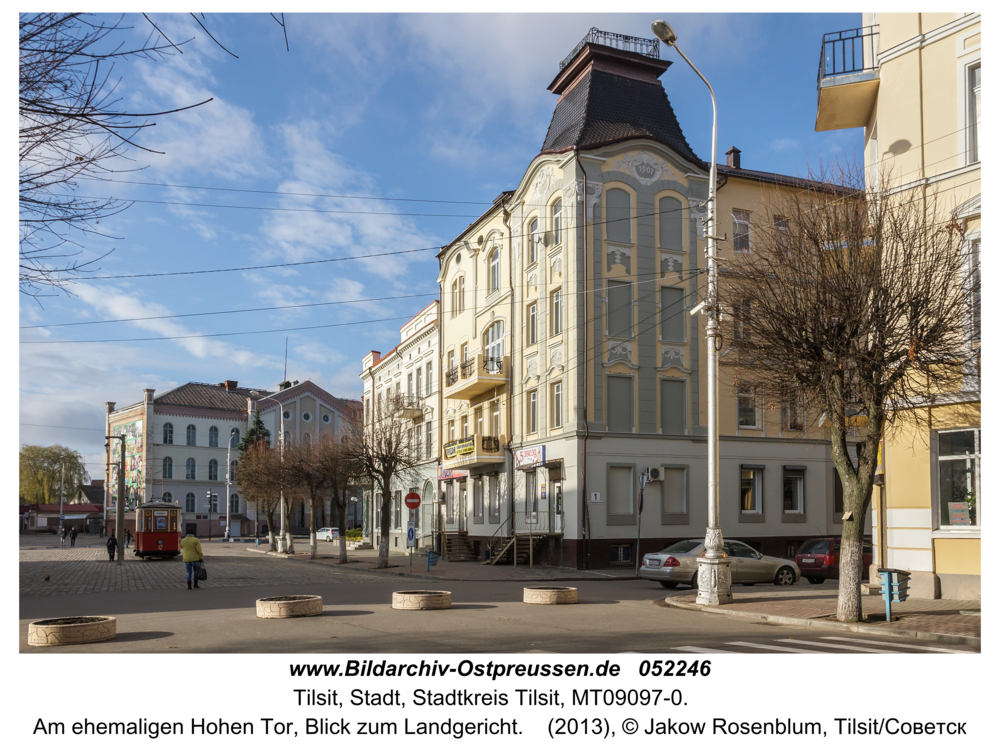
[
  {"x1": 513, "y1": 510, "x2": 564, "y2": 534},
  {"x1": 460, "y1": 357, "x2": 476, "y2": 379},
  {"x1": 481, "y1": 435, "x2": 501, "y2": 453},
  {"x1": 560, "y1": 27, "x2": 660, "y2": 70},
  {"x1": 817, "y1": 25, "x2": 879, "y2": 85},
  {"x1": 446, "y1": 365, "x2": 459, "y2": 387},
  {"x1": 484, "y1": 356, "x2": 504, "y2": 375}
]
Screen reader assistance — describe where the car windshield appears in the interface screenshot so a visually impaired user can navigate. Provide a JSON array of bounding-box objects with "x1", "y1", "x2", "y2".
[
  {"x1": 798, "y1": 539, "x2": 830, "y2": 555},
  {"x1": 660, "y1": 540, "x2": 702, "y2": 554}
]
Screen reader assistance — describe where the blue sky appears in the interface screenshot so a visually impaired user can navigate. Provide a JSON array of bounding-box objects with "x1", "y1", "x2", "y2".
[{"x1": 18, "y1": 12, "x2": 862, "y2": 477}]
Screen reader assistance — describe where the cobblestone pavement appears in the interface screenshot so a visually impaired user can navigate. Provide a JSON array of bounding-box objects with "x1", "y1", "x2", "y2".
[{"x1": 20, "y1": 542, "x2": 410, "y2": 597}]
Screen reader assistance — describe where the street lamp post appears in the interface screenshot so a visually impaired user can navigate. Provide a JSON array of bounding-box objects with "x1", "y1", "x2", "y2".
[
  {"x1": 652, "y1": 20, "x2": 731, "y2": 605},
  {"x1": 224, "y1": 428, "x2": 237, "y2": 541},
  {"x1": 251, "y1": 391, "x2": 288, "y2": 553}
]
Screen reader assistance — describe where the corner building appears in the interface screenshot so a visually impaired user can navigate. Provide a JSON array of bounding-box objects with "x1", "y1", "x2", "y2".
[{"x1": 438, "y1": 30, "x2": 863, "y2": 569}]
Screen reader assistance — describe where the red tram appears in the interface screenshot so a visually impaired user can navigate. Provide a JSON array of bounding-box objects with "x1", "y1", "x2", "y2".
[{"x1": 133, "y1": 500, "x2": 182, "y2": 559}]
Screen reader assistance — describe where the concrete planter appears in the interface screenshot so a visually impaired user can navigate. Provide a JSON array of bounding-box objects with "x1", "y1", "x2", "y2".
[
  {"x1": 28, "y1": 616, "x2": 117, "y2": 646},
  {"x1": 523, "y1": 586, "x2": 578, "y2": 605},
  {"x1": 392, "y1": 590, "x2": 452, "y2": 610},
  {"x1": 256, "y1": 595, "x2": 323, "y2": 619}
]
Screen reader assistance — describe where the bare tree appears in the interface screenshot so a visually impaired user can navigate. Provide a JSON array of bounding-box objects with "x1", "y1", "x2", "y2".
[
  {"x1": 234, "y1": 440, "x2": 281, "y2": 552},
  {"x1": 313, "y1": 434, "x2": 362, "y2": 564},
  {"x1": 283, "y1": 438, "x2": 333, "y2": 560},
  {"x1": 344, "y1": 397, "x2": 421, "y2": 569},
  {"x1": 718, "y1": 164, "x2": 976, "y2": 621}
]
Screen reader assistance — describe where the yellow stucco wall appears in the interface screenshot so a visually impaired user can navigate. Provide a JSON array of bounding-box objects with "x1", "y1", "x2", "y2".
[{"x1": 934, "y1": 538, "x2": 980, "y2": 575}]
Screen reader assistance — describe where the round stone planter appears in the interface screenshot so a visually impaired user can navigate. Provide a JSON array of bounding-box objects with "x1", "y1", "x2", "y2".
[
  {"x1": 28, "y1": 616, "x2": 117, "y2": 646},
  {"x1": 523, "y1": 586, "x2": 578, "y2": 605},
  {"x1": 256, "y1": 595, "x2": 323, "y2": 619},
  {"x1": 391, "y1": 590, "x2": 452, "y2": 610}
]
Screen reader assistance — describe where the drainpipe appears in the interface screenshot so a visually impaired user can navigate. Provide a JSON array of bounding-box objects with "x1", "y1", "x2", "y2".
[
  {"x1": 501, "y1": 200, "x2": 516, "y2": 543},
  {"x1": 575, "y1": 148, "x2": 591, "y2": 571}
]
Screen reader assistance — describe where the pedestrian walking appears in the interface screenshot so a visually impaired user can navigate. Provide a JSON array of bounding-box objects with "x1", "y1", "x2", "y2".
[
  {"x1": 181, "y1": 532, "x2": 204, "y2": 590},
  {"x1": 106, "y1": 533, "x2": 118, "y2": 562},
  {"x1": 60, "y1": 527, "x2": 67, "y2": 547},
  {"x1": 70, "y1": 527, "x2": 77, "y2": 547}
]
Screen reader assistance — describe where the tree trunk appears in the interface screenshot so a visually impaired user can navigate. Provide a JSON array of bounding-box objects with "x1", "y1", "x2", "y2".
[
  {"x1": 283, "y1": 497, "x2": 294, "y2": 554},
  {"x1": 377, "y1": 474, "x2": 392, "y2": 568},
  {"x1": 338, "y1": 489, "x2": 348, "y2": 564},
  {"x1": 266, "y1": 508, "x2": 276, "y2": 552},
  {"x1": 837, "y1": 521, "x2": 865, "y2": 622},
  {"x1": 308, "y1": 494, "x2": 318, "y2": 560}
]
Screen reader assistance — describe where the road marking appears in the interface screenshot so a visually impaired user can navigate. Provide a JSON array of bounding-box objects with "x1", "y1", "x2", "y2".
[
  {"x1": 672, "y1": 646, "x2": 738, "y2": 653},
  {"x1": 818, "y1": 636, "x2": 976, "y2": 654},
  {"x1": 727, "y1": 642, "x2": 824, "y2": 653},
  {"x1": 777, "y1": 639, "x2": 900, "y2": 653}
]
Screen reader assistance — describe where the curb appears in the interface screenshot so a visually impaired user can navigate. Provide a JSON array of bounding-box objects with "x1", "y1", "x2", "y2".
[{"x1": 663, "y1": 595, "x2": 981, "y2": 648}]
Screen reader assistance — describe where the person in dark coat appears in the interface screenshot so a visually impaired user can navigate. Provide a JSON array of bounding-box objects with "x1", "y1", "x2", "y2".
[
  {"x1": 106, "y1": 533, "x2": 118, "y2": 562},
  {"x1": 70, "y1": 527, "x2": 77, "y2": 547}
]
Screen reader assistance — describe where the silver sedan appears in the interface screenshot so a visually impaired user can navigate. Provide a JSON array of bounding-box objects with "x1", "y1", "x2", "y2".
[{"x1": 640, "y1": 539, "x2": 800, "y2": 588}]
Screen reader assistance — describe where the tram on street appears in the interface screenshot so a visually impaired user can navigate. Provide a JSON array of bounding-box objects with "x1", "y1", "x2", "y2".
[{"x1": 133, "y1": 500, "x2": 182, "y2": 559}]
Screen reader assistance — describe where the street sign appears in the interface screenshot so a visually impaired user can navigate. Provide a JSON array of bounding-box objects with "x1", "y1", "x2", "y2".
[
  {"x1": 404, "y1": 492, "x2": 421, "y2": 510},
  {"x1": 59, "y1": 515, "x2": 66, "y2": 521},
  {"x1": 406, "y1": 524, "x2": 416, "y2": 548}
]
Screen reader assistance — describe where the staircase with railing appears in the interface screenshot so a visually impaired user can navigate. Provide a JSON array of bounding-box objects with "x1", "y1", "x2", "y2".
[{"x1": 483, "y1": 510, "x2": 562, "y2": 566}]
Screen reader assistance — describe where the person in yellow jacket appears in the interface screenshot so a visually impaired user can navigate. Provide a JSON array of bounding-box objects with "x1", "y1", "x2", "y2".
[{"x1": 181, "y1": 533, "x2": 204, "y2": 590}]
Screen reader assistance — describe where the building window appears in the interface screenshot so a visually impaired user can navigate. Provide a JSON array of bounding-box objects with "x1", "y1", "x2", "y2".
[
  {"x1": 185, "y1": 458, "x2": 196, "y2": 480},
  {"x1": 968, "y1": 63, "x2": 981, "y2": 164},
  {"x1": 551, "y1": 289, "x2": 562, "y2": 335},
  {"x1": 162, "y1": 457, "x2": 173, "y2": 479},
  {"x1": 303, "y1": 433, "x2": 311, "y2": 447},
  {"x1": 230, "y1": 428, "x2": 240, "y2": 448},
  {"x1": 526, "y1": 470, "x2": 537, "y2": 512},
  {"x1": 938, "y1": 428, "x2": 980, "y2": 527},
  {"x1": 303, "y1": 412, "x2": 311, "y2": 423},
  {"x1": 734, "y1": 298, "x2": 751, "y2": 341},
  {"x1": 607, "y1": 280, "x2": 632, "y2": 338},
  {"x1": 322, "y1": 413, "x2": 331, "y2": 424},
  {"x1": 774, "y1": 216, "x2": 791, "y2": 257},
  {"x1": 186, "y1": 424, "x2": 196, "y2": 446},
  {"x1": 783, "y1": 468, "x2": 805, "y2": 514},
  {"x1": 451, "y1": 279, "x2": 459, "y2": 316},
  {"x1": 781, "y1": 392, "x2": 804, "y2": 431},
  {"x1": 489, "y1": 249, "x2": 500, "y2": 293},
  {"x1": 163, "y1": 423, "x2": 173, "y2": 445},
  {"x1": 528, "y1": 218, "x2": 539, "y2": 265},
  {"x1": 834, "y1": 472, "x2": 844, "y2": 514},
  {"x1": 660, "y1": 287, "x2": 685, "y2": 342},
  {"x1": 741, "y1": 466, "x2": 764, "y2": 514},
  {"x1": 283, "y1": 410, "x2": 291, "y2": 420},
  {"x1": 185, "y1": 492, "x2": 196, "y2": 512},
  {"x1": 460, "y1": 415, "x2": 468, "y2": 439},
  {"x1": 528, "y1": 390, "x2": 538, "y2": 434},
  {"x1": 605, "y1": 188, "x2": 631, "y2": 243},
  {"x1": 230, "y1": 493, "x2": 240, "y2": 513},
  {"x1": 474, "y1": 479, "x2": 484, "y2": 519},
  {"x1": 489, "y1": 475, "x2": 499, "y2": 518},
  {"x1": 608, "y1": 544, "x2": 633, "y2": 564},
  {"x1": 607, "y1": 376, "x2": 633, "y2": 433},
  {"x1": 425, "y1": 361, "x2": 433, "y2": 395},
  {"x1": 162, "y1": 492, "x2": 172, "y2": 503},
  {"x1": 491, "y1": 401, "x2": 500, "y2": 436},
  {"x1": 448, "y1": 420, "x2": 455, "y2": 442},
  {"x1": 230, "y1": 460, "x2": 237, "y2": 482},
  {"x1": 415, "y1": 368, "x2": 422, "y2": 398},
  {"x1": 393, "y1": 491, "x2": 402, "y2": 529},
  {"x1": 414, "y1": 424, "x2": 422, "y2": 458},
  {"x1": 208, "y1": 459, "x2": 219, "y2": 481},
  {"x1": 733, "y1": 209, "x2": 751, "y2": 253},
  {"x1": 608, "y1": 465, "x2": 634, "y2": 517},
  {"x1": 660, "y1": 379, "x2": 685, "y2": 435},
  {"x1": 552, "y1": 199, "x2": 562, "y2": 246},
  {"x1": 738, "y1": 389, "x2": 758, "y2": 428},
  {"x1": 407, "y1": 372, "x2": 413, "y2": 398},
  {"x1": 208, "y1": 426, "x2": 219, "y2": 447},
  {"x1": 484, "y1": 320, "x2": 504, "y2": 362},
  {"x1": 426, "y1": 422, "x2": 433, "y2": 458},
  {"x1": 527, "y1": 303, "x2": 537, "y2": 345},
  {"x1": 210, "y1": 493, "x2": 219, "y2": 514},
  {"x1": 552, "y1": 382, "x2": 563, "y2": 429},
  {"x1": 659, "y1": 196, "x2": 683, "y2": 250}
]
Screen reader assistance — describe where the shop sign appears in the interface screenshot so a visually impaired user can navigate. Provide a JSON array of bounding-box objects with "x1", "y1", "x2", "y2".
[
  {"x1": 948, "y1": 502, "x2": 972, "y2": 526},
  {"x1": 514, "y1": 445, "x2": 545, "y2": 469},
  {"x1": 438, "y1": 466, "x2": 468, "y2": 481},
  {"x1": 444, "y1": 437, "x2": 476, "y2": 458}
]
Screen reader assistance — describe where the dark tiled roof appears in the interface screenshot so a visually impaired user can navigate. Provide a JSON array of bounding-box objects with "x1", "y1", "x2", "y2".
[
  {"x1": 541, "y1": 69, "x2": 703, "y2": 167},
  {"x1": 717, "y1": 164, "x2": 854, "y2": 194},
  {"x1": 154, "y1": 382, "x2": 271, "y2": 412},
  {"x1": 78, "y1": 484, "x2": 105, "y2": 506}
]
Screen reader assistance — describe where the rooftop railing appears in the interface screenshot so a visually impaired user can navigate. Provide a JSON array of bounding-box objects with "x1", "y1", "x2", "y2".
[
  {"x1": 817, "y1": 25, "x2": 879, "y2": 85},
  {"x1": 560, "y1": 27, "x2": 660, "y2": 70}
]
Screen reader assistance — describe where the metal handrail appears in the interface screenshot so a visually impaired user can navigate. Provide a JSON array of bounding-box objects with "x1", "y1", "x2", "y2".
[
  {"x1": 460, "y1": 357, "x2": 476, "y2": 379},
  {"x1": 484, "y1": 356, "x2": 504, "y2": 375},
  {"x1": 484, "y1": 512, "x2": 514, "y2": 564},
  {"x1": 481, "y1": 435, "x2": 501, "y2": 453},
  {"x1": 513, "y1": 510, "x2": 562, "y2": 535},
  {"x1": 817, "y1": 25, "x2": 878, "y2": 84},
  {"x1": 560, "y1": 27, "x2": 660, "y2": 70},
  {"x1": 446, "y1": 366, "x2": 459, "y2": 386}
]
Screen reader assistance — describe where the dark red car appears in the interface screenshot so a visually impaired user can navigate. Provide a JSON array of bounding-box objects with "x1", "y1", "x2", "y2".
[{"x1": 795, "y1": 538, "x2": 873, "y2": 584}]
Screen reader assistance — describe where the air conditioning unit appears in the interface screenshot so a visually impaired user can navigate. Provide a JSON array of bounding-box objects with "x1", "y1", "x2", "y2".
[{"x1": 646, "y1": 466, "x2": 666, "y2": 482}]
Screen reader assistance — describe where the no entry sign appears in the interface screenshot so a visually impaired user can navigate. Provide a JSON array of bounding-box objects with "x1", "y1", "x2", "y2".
[{"x1": 404, "y1": 492, "x2": 421, "y2": 510}]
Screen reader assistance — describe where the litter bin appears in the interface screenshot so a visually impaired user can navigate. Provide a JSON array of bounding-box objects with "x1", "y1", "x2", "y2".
[{"x1": 876, "y1": 568, "x2": 911, "y2": 622}]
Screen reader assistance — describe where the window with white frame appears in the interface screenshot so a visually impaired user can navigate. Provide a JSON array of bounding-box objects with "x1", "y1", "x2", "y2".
[
  {"x1": 210, "y1": 493, "x2": 219, "y2": 513},
  {"x1": 208, "y1": 459, "x2": 218, "y2": 481},
  {"x1": 774, "y1": 216, "x2": 791, "y2": 257},
  {"x1": 163, "y1": 457, "x2": 173, "y2": 479},
  {"x1": 209, "y1": 426, "x2": 219, "y2": 447},
  {"x1": 738, "y1": 389, "x2": 758, "y2": 428},
  {"x1": 552, "y1": 199, "x2": 562, "y2": 246},
  {"x1": 416, "y1": 367, "x2": 422, "y2": 397},
  {"x1": 783, "y1": 467, "x2": 805, "y2": 513},
  {"x1": 163, "y1": 492, "x2": 172, "y2": 503},
  {"x1": 551, "y1": 289, "x2": 563, "y2": 335},
  {"x1": 425, "y1": 361, "x2": 433, "y2": 395},
  {"x1": 451, "y1": 278, "x2": 460, "y2": 316},
  {"x1": 186, "y1": 424, "x2": 196, "y2": 446},
  {"x1": 230, "y1": 460, "x2": 237, "y2": 482},
  {"x1": 552, "y1": 382, "x2": 563, "y2": 429},
  {"x1": 230, "y1": 493, "x2": 240, "y2": 513},
  {"x1": 741, "y1": 466, "x2": 764, "y2": 514},
  {"x1": 526, "y1": 470, "x2": 537, "y2": 512},
  {"x1": 527, "y1": 303, "x2": 537, "y2": 345},
  {"x1": 426, "y1": 422, "x2": 432, "y2": 458},
  {"x1": 230, "y1": 428, "x2": 240, "y2": 448},
  {"x1": 163, "y1": 423, "x2": 173, "y2": 444},
  {"x1": 968, "y1": 63, "x2": 981, "y2": 164},
  {"x1": 489, "y1": 249, "x2": 500, "y2": 293},
  {"x1": 484, "y1": 320, "x2": 504, "y2": 361},
  {"x1": 528, "y1": 218, "x2": 539, "y2": 265},
  {"x1": 185, "y1": 492, "x2": 196, "y2": 512},
  {"x1": 185, "y1": 458, "x2": 196, "y2": 480},
  {"x1": 528, "y1": 390, "x2": 538, "y2": 434},
  {"x1": 937, "y1": 428, "x2": 980, "y2": 528},
  {"x1": 733, "y1": 209, "x2": 751, "y2": 253},
  {"x1": 781, "y1": 391, "x2": 804, "y2": 431}
]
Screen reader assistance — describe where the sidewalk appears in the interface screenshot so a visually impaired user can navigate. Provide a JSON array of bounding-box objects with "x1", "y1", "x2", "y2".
[
  {"x1": 20, "y1": 532, "x2": 105, "y2": 550},
  {"x1": 664, "y1": 587, "x2": 981, "y2": 647},
  {"x1": 242, "y1": 541, "x2": 637, "y2": 582}
]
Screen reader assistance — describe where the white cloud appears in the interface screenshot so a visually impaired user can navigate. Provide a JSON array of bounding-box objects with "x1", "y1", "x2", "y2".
[{"x1": 770, "y1": 137, "x2": 802, "y2": 152}]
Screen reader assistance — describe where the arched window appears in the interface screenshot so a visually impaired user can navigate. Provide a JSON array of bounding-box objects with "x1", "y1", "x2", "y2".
[
  {"x1": 185, "y1": 492, "x2": 196, "y2": 512},
  {"x1": 162, "y1": 457, "x2": 173, "y2": 480},
  {"x1": 659, "y1": 196, "x2": 683, "y2": 250},
  {"x1": 208, "y1": 459, "x2": 219, "y2": 481},
  {"x1": 163, "y1": 423, "x2": 173, "y2": 444},
  {"x1": 605, "y1": 188, "x2": 632, "y2": 243},
  {"x1": 528, "y1": 218, "x2": 538, "y2": 265},
  {"x1": 489, "y1": 249, "x2": 500, "y2": 292},
  {"x1": 303, "y1": 433, "x2": 311, "y2": 448},
  {"x1": 230, "y1": 493, "x2": 240, "y2": 513},
  {"x1": 552, "y1": 199, "x2": 562, "y2": 246},
  {"x1": 163, "y1": 492, "x2": 172, "y2": 503},
  {"x1": 186, "y1": 424, "x2": 196, "y2": 446},
  {"x1": 185, "y1": 458, "x2": 196, "y2": 480},
  {"x1": 230, "y1": 460, "x2": 237, "y2": 482},
  {"x1": 283, "y1": 431, "x2": 290, "y2": 446},
  {"x1": 208, "y1": 426, "x2": 219, "y2": 447},
  {"x1": 230, "y1": 428, "x2": 240, "y2": 448},
  {"x1": 484, "y1": 320, "x2": 505, "y2": 365}
]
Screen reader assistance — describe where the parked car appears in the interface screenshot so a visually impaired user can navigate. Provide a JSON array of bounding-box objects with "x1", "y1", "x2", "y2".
[
  {"x1": 640, "y1": 539, "x2": 800, "y2": 588},
  {"x1": 317, "y1": 527, "x2": 340, "y2": 542},
  {"x1": 795, "y1": 537, "x2": 873, "y2": 584}
]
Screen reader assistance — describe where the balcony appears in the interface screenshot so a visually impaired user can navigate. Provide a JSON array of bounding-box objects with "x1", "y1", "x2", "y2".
[
  {"x1": 440, "y1": 433, "x2": 506, "y2": 471},
  {"x1": 399, "y1": 394, "x2": 423, "y2": 420},
  {"x1": 815, "y1": 26, "x2": 879, "y2": 132},
  {"x1": 443, "y1": 353, "x2": 509, "y2": 401}
]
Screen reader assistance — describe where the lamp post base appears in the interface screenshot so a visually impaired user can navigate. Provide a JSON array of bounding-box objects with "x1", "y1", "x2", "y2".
[
  {"x1": 696, "y1": 557, "x2": 733, "y2": 605},
  {"x1": 277, "y1": 537, "x2": 287, "y2": 553}
]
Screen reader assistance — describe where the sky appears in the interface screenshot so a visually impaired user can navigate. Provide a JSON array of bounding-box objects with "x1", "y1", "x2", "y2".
[{"x1": 18, "y1": 11, "x2": 862, "y2": 479}]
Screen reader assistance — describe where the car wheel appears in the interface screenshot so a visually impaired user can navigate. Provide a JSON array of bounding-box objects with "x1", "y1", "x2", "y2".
[
  {"x1": 690, "y1": 572, "x2": 698, "y2": 589},
  {"x1": 774, "y1": 567, "x2": 796, "y2": 586},
  {"x1": 807, "y1": 577, "x2": 826, "y2": 585},
  {"x1": 659, "y1": 581, "x2": 675, "y2": 589}
]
